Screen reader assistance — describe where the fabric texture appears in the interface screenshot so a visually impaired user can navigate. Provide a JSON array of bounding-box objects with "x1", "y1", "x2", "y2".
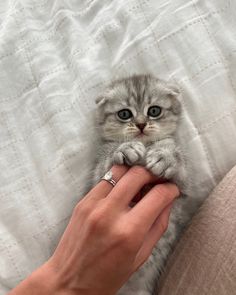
[
  {"x1": 158, "y1": 164, "x2": 236, "y2": 295},
  {"x1": 0, "y1": 0, "x2": 236, "y2": 293}
]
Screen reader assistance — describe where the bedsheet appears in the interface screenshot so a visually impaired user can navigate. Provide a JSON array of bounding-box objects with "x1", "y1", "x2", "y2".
[{"x1": 0, "y1": 0, "x2": 236, "y2": 293}]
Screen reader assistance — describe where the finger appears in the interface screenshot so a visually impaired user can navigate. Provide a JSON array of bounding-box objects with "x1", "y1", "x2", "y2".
[
  {"x1": 86, "y1": 165, "x2": 129, "y2": 200},
  {"x1": 108, "y1": 166, "x2": 159, "y2": 206},
  {"x1": 134, "y1": 203, "x2": 173, "y2": 269},
  {"x1": 128, "y1": 183, "x2": 179, "y2": 231}
]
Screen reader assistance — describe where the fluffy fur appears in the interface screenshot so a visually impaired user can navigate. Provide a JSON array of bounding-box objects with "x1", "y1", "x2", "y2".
[{"x1": 89, "y1": 74, "x2": 193, "y2": 294}]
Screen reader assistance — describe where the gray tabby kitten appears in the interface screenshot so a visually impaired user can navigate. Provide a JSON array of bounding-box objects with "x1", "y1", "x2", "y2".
[{"x1": 91, "y1": 74, "x2": 192, "y2": 295}]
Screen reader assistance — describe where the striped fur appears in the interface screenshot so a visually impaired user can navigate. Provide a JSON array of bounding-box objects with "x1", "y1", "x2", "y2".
[{"x1": 88, "y1": 75, "x2": 193, "y2": 295}]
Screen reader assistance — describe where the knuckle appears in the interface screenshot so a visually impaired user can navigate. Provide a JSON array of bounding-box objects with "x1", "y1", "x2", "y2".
[
  {"x1": 152, "y1": 184, "x2": 177, "y2": 202},
  {"x1": 131, "y1": 166, "x2": 151, "y2": 180},
  {"x1": 73, "y1": 201, "x2": 88, "y2": 216},
  {"x1": 153, "y1": 183, "x2": 168, "y2": 194},
  {"x1": 159, "y1": 216, "x2": 169, "y2": 234},
  {"x1": 160, "y1": 220, "x2": 169, "y2": 233},
  {"x1": 87, "y1": 210, "x2": 106, "y2": 231},
  {"x1": 113, "y1": 228, "x2": 135, "y2": 252},
  {"x1": 171, "y1": 184, "x2": 180, "y2": 198},
  {"x1": 112, "y1": 164, "x2": 129, "y2": 176},
  {"x1": 114, "y1": 231, "x2": 128, "y2": 243}
]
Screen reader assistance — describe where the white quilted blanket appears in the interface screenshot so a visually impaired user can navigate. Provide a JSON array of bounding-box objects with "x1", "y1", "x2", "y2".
[{"x1": 0, "y1": 0, "x2": 236, "y2": 293}]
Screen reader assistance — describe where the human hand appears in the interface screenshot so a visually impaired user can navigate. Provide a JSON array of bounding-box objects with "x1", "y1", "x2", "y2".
[{"x1": 9, "y1": 165, "x2": 179, "y2": 295}]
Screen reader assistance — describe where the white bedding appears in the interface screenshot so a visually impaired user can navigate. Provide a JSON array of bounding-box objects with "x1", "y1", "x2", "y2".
[{"x1": 0, "y1": 0, "x2": 236, "y2": 293}]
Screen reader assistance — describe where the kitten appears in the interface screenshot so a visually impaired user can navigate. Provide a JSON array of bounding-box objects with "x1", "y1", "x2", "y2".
[{"x1": 90, "y1": 74, "x2": 192, "y2": 295}]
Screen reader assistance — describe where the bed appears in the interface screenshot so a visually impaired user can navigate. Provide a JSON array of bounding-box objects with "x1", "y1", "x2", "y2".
[{"x1": 0, "y1": 0, "x2": 236, "y2": 293}]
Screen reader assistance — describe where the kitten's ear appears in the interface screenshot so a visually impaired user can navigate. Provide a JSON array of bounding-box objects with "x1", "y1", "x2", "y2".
[
  {"x1": 95, "y1": 95, "x2": 107, "y2": 107},
  {"x1": 165, "y1": 83, "x2": 180, "y2": 97},
  {"x1": 164, "y1": 83, "x2": 181, "y2": 114}
]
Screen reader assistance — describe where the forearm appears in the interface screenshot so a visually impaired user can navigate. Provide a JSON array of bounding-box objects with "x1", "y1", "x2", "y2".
[
  {"x1": 8, "y1": 263, "x2": 74, "y2": 295},
  {"x1": 8, "y1": 262, "x2": 103, "y2": 295}
]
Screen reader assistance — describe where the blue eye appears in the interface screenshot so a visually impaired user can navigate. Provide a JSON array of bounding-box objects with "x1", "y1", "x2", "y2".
[
  {"x1": 117, "y1": 109, "x2": 133, "y2": 121},
  {"x1": 147, "y1": 106, "x2": 162, "y2": 118}
]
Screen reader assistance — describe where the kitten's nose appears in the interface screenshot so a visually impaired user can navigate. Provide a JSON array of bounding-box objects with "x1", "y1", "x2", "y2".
[{"x1": 136, "y1": 123, "x2": 146, "y2": 132}]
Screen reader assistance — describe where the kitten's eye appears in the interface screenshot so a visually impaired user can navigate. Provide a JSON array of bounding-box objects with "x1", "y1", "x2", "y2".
[
  {"x1": 117, "y1": 109, "x2": 133, "y2": 121},
  {"x1": 147, "y1": 106, "x2": 162, "y2": 118}
]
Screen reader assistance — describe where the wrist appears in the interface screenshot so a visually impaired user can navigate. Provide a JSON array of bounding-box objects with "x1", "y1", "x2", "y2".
[
  {"x1": 30, "y1": 262, "x2": 76, "y2": 295},
  {"x1": 32, "y1": 262, "x2": 100, "y2": 295},
  {"x1": 8, "y1": 262, "x2": 70, "y2": 295},
  {"x1": 9, "y1": 261, "x2": 114, "y2": 295},
  {"x1": 38, "y1": 260, "x2": 116, "y2": 295}
]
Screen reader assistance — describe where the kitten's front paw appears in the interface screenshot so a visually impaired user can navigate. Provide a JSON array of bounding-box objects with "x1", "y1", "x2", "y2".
[
  {"x1": 113, "y1": 141, "x2": 146, "y2": 166},
  {"x1": 146, "y1": 149, "x2": 178, "y2": 179}
]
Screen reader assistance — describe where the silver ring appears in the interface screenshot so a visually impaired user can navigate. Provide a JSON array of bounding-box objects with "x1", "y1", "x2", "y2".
[{"x1": 101, "y1": 170, "x2": 117, "y2": 187}]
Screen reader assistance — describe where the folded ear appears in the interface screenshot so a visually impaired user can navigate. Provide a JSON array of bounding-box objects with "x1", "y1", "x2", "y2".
[
  {"x1": 155, "y1": 77, "x2": 180, "y2": 97},
  {"x1": 95, "y1": 95, "x2": 108, "y2": 107},
  {"x1": 165, "y1": 83, "x2": 180, "y2": 97},
  {"x1": 163, "y1": 82, "x2": 181, "y2": 115}
]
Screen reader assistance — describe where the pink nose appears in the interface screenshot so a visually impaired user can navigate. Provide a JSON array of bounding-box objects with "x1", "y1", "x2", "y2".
[{"x1": 136, "y1": 123, "x2": 146, "y2": 132}]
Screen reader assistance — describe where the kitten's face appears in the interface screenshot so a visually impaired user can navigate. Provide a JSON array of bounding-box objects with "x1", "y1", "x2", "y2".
[{"x1": 96, "y1": 75, "x2": 181, "y2": 143}]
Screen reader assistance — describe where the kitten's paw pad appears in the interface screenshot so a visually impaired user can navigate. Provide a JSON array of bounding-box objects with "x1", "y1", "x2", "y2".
[
  {"x1": 146, "y1": 149, "x2": 177, "y2": 179},
  {"x1": 113, "y1": 142, "x2": 145, "y2": 165}
]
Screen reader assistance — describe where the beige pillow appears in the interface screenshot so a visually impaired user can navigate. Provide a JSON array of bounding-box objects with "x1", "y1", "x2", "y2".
[{"x1": 158, "y1": 166, "x2": 236, "y2": 295}]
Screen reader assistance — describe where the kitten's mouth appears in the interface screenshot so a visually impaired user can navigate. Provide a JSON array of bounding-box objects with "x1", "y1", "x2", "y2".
[{"x1": 137, "y1": 131, "x2": 147, "y2": 138}]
